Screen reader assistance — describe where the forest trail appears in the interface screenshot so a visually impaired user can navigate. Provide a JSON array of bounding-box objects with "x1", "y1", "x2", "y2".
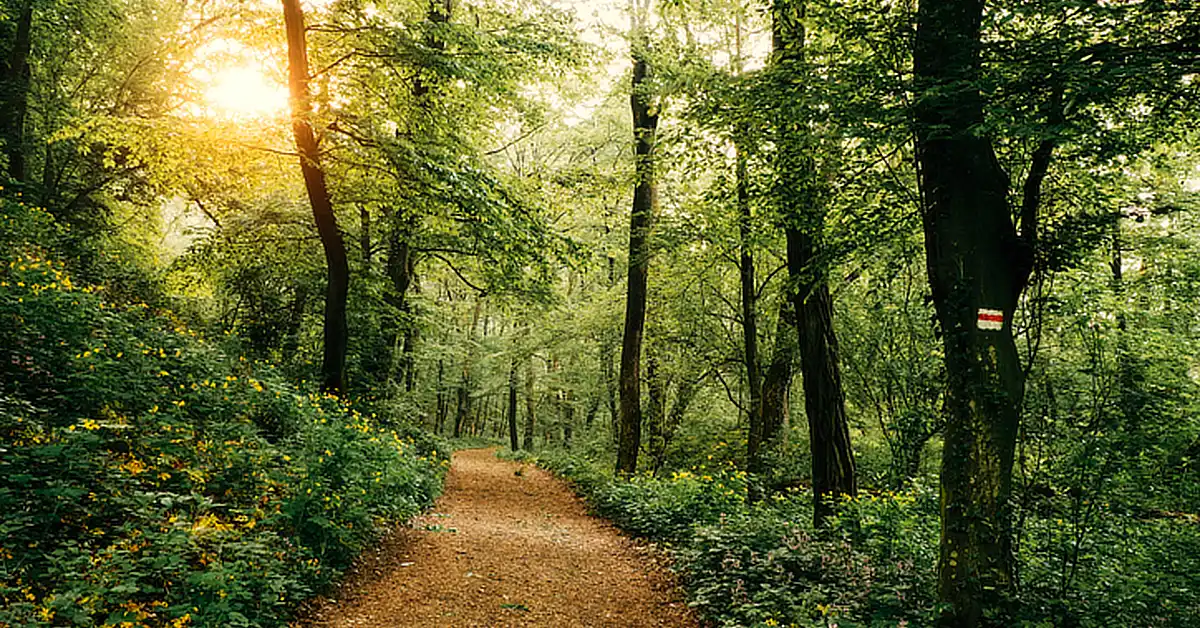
[{"x1": 305, "y1": 448, "x2": 699, "y2": 627}]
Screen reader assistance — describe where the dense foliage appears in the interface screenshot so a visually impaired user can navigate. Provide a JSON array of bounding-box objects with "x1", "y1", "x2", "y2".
[
  {"x1": 525, "y1": 446, "x2": 1200, "y2": 627},
  {"x1": 0, "y1": 200, "x2": 447, "y2": 626},
  {"x1": 0, "y1": 0, "x2": 1197, "y2": 624}
]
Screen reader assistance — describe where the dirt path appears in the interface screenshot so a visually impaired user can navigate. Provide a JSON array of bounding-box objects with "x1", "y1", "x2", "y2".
[{"x1": 306, "y1": 448, "x2": 699, "y2": 627}]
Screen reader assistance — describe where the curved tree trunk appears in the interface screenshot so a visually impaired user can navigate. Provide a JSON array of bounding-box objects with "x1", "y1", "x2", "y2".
[{"x1": 283, "y1": 0, "x2": 349, "y2": 394}]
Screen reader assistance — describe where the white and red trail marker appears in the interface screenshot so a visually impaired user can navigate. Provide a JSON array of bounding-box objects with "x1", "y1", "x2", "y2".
[{"x1": 976, "y1": 308, "x2": 1004, "y2": 331}]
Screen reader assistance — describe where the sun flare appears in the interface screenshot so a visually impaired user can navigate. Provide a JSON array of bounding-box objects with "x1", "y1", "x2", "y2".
[{"x1": 205, "y1": 65, "x2": 289, "y2": 119}]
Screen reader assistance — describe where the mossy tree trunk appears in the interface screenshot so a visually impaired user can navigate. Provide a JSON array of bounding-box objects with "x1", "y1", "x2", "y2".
[{"x1": 913, "y1": 0, "x2": 1035, "y2": 623}]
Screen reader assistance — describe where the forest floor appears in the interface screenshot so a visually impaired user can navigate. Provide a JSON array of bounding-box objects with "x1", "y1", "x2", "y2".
[{"x1": 303, "y1": 448, "x2": 699, "y2": 627}]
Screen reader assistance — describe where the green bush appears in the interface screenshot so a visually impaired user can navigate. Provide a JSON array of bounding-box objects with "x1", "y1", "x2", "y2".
[
  {"x1": 530, "y1": 450, "x2": 747, "y2": 541},
  {"x1": 527, "y1": 445, "x2": 1198, "y2": 627},
  {"x1": 678, "y1": 487, "x2": 939, "y2": 628},
  {"x1": 0, "y1": 199, "x2": 448, "y2": 627}
]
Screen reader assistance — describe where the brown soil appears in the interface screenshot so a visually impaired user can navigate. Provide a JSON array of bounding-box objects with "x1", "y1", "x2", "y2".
[{"x1": 304, "y1": 448, "x2": 700, "y2": 628}]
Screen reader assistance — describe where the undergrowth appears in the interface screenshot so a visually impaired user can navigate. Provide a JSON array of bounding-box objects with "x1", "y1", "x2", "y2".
[
  {"x1": 514, "y1": 448, "x2": 1200, "y2": 628},
  {"x1": 0, "y1": 199, "x2": 449, "y2": 627}
]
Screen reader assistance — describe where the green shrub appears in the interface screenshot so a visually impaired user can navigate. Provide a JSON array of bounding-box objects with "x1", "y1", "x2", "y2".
[
  {"x1": 0, "y1": 199, "x2": 448, "y2": 627},
  {"x1": 530, "y1": 450, "x2": 747, "y2": 541},
  {"x1": 678, "y1": 487, "x2": 939, "y2": 628}
]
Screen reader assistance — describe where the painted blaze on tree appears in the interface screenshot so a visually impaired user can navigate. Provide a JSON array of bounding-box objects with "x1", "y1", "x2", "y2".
[{"x1": 913, "y1": 0, "x2": 1035, "y2": 625}]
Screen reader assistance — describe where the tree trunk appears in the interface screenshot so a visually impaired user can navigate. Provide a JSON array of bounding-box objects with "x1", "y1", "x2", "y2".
[
  {"x1": 657, "y1": 372, "x2": 699, "y2": 474},
  {"x1": 523, "y1": 355, "x2": 537, "y2": 451},
  {"x1": 760, "y1": 299, "x2": 795, "y2": 450},
  {"x1": 773, "y1": 0, "x2": 856, "y2": 526},
  {"x1": 1, "y1": 0, "x2": 33, "y2": 183},
  {"x1": 585, "y1": 394, "x2": 599, "y2": 429},
  {"x1": 283, "y1": 0, "x2": 349, "y2": 394},
  {"x1": 645, "y1": 350, "x2": 668, "y2": 471},
  {"x1": 402, "y1": 276, "x2": 420, "y2": 392},
  {"x1": 616, "y1": 17, "x2": 658, "y2": 475},
  {"x1": 281, "y1": 284, "x2": 309, "y2": 358},
  {"x1": 435, "y1": 358, "x2": 446, "y2": 434},
  {"x1": 453, "y1": 381, "x2": 468, "y2": 438},
  {"x1": 913, "y1": 0, "x2": 1032, "y2": 623},
  {"x1": 386, "y1": 226, "x2": 414, "y2": 378},
  {"x1": 561, "y1": 389, "x2": 575, "y2": 449},
  {"x1": 792, "y1": 272, "x2": 857, "y2": 526},
  {"x1": 508, "y1": 355, "x2": 520, "y2": 451},
  {"x1": 454, "y1": 296, "x2": 483, "y2": 438},
  {"x1": 384, "y1": 0, "x2": 447, "y2": 390},
  {"x1": 738, "y1": 139, "x2": 765, "y2": 472},
  {"x1": 360, "y1": 205, "x2": 371, "y2": 264}
]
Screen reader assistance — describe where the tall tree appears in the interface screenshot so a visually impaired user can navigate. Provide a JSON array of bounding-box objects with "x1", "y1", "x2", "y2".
[
  {"x1": 616, "y1": 0, "x2": 659, "y2": 474},
  {"x1": 507, "y1": 353, "x2": 520, "y2": 451},
  {"x1": 726, "y1": 4, "x2": 766, "y2": 476},
  {"x1": 759, "y1": 299, "x2": 795, "y2": 456},
  {"x1": 0, "y1": 0, "x2": 32, "y2": 183},
  {"x1": 772, "y1": 0, "x2": 856, "y2": 526},
  {"x1": 913, "y1": 0, "x2": 1030, "y2": 624},
  {"x1": 523, "y1": 353, "x2": 537, "y2": 451},
  {"x1": 282, "y1": 0, "x2": 349, "y2": 394},
  {"x1": 386, "y1": 0, "x2": 452, "y2": 390}
]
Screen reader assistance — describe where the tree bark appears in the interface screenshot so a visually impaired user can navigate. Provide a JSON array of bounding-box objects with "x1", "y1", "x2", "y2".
[
  {"x1": 760, "y1": 298, "x2": 796, "y2": 450},
  {"x1": 616, "y1": 17, "x2": 658, "y2": 474},
  {"x1": 913, "y1": 0, "x2": 1032, "y2": 623},
  {"x1": 1, "y1": 0, "x2": 33, "y2": 183},
  {"x1": 523, "y1": 355, "x2": 537, "y2": 451},
  {"x1": 792, "y1": 267, "x2": 857, "y2": 527},
  {"x1": 283, "y1": 0, "x2": 349, "y2": 394},
  {"x1": 773, "y1": 0, "x2": 856, "y2": 526},
  {"x1": 738, "y1": 140, "x2": 765, "y2": 473},
  {"x1": 508, "y1": 356, "x2": 520, "y2": 451}
]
